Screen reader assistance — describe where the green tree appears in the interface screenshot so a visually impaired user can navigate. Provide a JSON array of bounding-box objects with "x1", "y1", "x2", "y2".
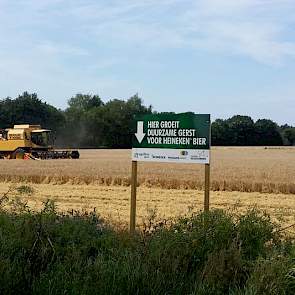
[
  {"x1": 101, "y1": 95, "x2": 152, "y2": 148},
  {"x1": 67, "y1": 93, "x2": 103, "y2": 111},
  {"x1": 60, "y1": 93, "x2": 152, "y2": 148},
  {"x1": 226, "y1": 115, "x2": 256, "y2": 146},
  {"x1": 59, "y1": 94, "x2": 104, "y2": 147},
  {"x1": 211, "y1": 119, "x2": 229, "y2": 146},
  {"x1": 283, "y1": 128, "x2": 295, "y2": 145},
  {"x1": 254, "y1": 119, "x2": 283, "y2": 146},
  {"x1": 0, "y1": 92, "x2": 64, "y2": 132}
]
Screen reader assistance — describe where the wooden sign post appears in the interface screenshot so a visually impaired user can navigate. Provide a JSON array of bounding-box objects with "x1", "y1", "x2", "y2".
[
  {"x1": 204, "y1": 163, "x2": 210, "y2": 212},
  {"x1": 130, "y1": 161, "x2": 137, "y2": 234},
  {"x1": 130, "y1": 112, "x2": 211, "y2": 233}
]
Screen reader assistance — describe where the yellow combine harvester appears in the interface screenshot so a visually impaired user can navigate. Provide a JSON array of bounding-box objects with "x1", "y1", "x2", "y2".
[{"x1": 0, "y1": 124, "x2": 79, "y2": 159}]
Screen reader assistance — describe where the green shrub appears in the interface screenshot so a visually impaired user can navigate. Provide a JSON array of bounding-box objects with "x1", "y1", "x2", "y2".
[
  {"x1": 237, "y1": 209, "x2": 277, "y2": 260},
  {"x1": 0, "y1": 201, "x2": 294, "y2": 294},
  {"x1": 16, "y1": 185, "x2": 35, "y2": 195}
]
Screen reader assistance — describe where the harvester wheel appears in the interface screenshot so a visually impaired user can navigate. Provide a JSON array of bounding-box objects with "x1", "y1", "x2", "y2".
[
  {"x1": 71, "y1": 150, "x2": 80, "y2": 159},
  {"x1": 14, "y1": 148, "x2": 25, "y2": 159}
]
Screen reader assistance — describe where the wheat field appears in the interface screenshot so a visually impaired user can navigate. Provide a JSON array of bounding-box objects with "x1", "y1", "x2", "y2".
[
  {"x1": 1, "y1": 147, "x2": 295, "y2": 228},
  {"x1": 0, "y1": 147, "x2": 294, "y2": 193}
]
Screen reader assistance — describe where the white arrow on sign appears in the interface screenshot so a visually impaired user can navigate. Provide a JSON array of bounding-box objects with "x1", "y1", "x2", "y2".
[{"x1": 135, "y1": 121, "x2": 146, "y2": 143}]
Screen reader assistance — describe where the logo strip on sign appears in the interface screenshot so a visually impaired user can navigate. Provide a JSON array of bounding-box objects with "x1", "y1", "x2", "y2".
[{"x1": 132, "y1": 113, "x2": 211, "y2": 164}]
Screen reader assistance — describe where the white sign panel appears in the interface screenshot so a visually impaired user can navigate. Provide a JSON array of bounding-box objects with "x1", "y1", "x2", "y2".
[{"x1": 132, "y1": 148, "x2": 210, "y2": 164}]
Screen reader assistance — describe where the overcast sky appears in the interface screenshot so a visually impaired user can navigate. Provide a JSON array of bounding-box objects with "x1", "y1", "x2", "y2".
[{"x1": 0, "y1": 0, "x2": 294, "y2": 125}]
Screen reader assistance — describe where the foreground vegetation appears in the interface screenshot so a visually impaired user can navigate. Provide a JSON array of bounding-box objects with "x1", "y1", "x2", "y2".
[{"x1": 1, "y1": 191, "x2": 295, "y2": 294}]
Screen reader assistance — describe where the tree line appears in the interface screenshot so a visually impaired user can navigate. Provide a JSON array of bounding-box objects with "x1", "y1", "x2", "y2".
[{"x1": 0, "y1": 92, "x2": 294, "y2": 147}]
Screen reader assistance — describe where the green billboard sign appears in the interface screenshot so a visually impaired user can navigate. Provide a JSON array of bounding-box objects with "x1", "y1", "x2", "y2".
[{"x1": 132, "y1": 113, "x2": 211, "y2": 164}]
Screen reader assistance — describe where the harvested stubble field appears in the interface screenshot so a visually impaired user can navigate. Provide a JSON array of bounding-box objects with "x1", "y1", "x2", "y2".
[
  {"x1": 0, "y1": 147, "x2": 295, "y2": 229},
  {"x1": 0, "y1": 147, "x2": 294, "y2": 193},
  {"x1": 1, "y1": 184, "x2": 295, "y2": 231}
]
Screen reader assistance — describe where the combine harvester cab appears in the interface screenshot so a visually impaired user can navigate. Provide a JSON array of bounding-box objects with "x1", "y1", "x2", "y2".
[{"x1": 0, "y1": 124, "x2": 79, "y2": 160}]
